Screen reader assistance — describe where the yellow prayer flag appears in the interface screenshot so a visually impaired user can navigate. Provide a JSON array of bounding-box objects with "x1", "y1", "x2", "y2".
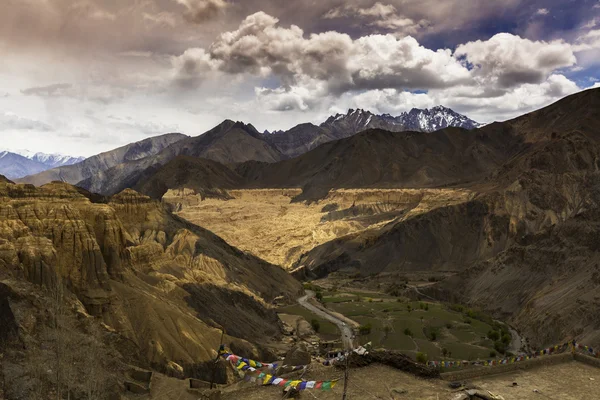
[{"x1": 263, "y1": 374, "x2": 272, "y2": 385}]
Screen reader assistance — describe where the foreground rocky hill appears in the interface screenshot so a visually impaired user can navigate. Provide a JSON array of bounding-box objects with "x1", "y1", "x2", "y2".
[{"x1": 0, "y1": 178, "x2": 301, "y2": 398}]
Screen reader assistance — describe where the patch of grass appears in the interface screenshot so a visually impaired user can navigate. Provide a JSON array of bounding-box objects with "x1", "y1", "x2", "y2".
[{"x1": 278, "y1": 305, "x2": 338, "y2": 336}]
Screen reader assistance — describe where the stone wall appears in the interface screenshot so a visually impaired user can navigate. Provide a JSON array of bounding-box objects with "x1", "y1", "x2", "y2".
[
  {"x1": 440, "y1": 353, "x2": 574, "y2": 381},
  {"x1": 574, "y1": 353, "x2": 600, "y2": 369}
]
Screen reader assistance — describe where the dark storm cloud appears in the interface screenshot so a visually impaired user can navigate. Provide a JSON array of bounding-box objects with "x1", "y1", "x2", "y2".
[{"x1": 176, "y1": 0, "x2": 229, "y2": 24}]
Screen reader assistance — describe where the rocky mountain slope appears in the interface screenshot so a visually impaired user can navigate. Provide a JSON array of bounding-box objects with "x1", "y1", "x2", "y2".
[
  {"x1": 0, "y1": 178, "x2": 301, "y2": 397},
  {"x1": 291, "y1": 88, "x2": 600, "y2": 348},
  {"x1": 17, "y1": 133, "x2": 187, "y2": 186},
  {"x1": 77, "y1": 121, "x2": 283, "y2": 196},
  {"x1": 238, "y1": 123, "x2": 521, "y2": 202}
]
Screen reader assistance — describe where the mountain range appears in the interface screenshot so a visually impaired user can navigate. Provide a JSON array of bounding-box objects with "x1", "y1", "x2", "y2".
[
  {"x1": 18, "y1": 106, "x2": 481, "y2": 194},
  {"x1": 0, "y1": 150, "x2": 85, "y2": 179}
]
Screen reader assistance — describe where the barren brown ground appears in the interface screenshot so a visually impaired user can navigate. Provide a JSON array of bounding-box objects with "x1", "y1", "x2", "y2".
[
  {"x1": 166, "y1": 188, "x2": 475, "y2": 268},
  {"x1": 216, "y1": 361, "x2": 600, "y2": 400}
]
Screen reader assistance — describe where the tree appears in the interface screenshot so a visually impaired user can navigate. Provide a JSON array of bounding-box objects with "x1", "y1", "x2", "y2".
[
  {"x1": 310, "y1": 319, "x2": 321, "y2": 333},
  {"x1": 315, "y1": 291, "x2": 324, "y2": 302},
  {"x1": 358, "y1": 323, "x2": 372, "y2": 335},
  {"x1": 487, "y1": 330, "x2": 500, "y2": 341},
  {"x1": 404, "y1": 328, "x2": 413, "y2": 337},
  {"x1": 489, "y1": 351, "x2": 497, "y2": 358},
  {"x1": 416, "y1": 352, "x2": 428, "y2": 363},
  {"x1": 494, "y1": 341, "x2": 506, "y2": 355},
  {"x1": 442, "y1": 348, "x2": 448, "y2": 357},
  {"x1": 501, "y1": 334, "x2": 511, "y2": 345},
  {"x1": 407, "y1": 304, "x2": 412, "y2": 313}
]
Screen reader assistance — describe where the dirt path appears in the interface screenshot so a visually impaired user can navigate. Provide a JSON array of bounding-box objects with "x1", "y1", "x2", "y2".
[{"x1": 298, "y1": 290, "x2": 356, "y2": 350}]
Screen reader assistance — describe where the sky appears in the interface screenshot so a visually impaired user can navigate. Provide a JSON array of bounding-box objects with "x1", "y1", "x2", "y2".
[{"x1": 1, "y1": 0, "x2": 599, "y2": 156}]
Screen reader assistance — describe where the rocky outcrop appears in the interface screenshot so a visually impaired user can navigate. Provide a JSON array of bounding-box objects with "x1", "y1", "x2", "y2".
[{"x1": 0, "y1": 179, "x2": 302, "y2": 391}]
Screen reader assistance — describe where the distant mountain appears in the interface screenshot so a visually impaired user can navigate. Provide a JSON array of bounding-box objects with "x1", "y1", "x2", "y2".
[
  {"x1": 0, "y1": 151, "x2": 48, "y2": 179},
  {"x1": 264, "y1": 106, "x2": 481, "y2": 158},
  {"x1": 18, "y1": 133, "x2": 188, "y2": 186},
  {"x1": 77, "y1": 121, "x2": 284, "y2": 196},
  {"x1": 10, "y1": 149, "x2": 85, "y2": 167},
  {"x1": 30, "y1": 152, "x2": 86, "y2": 169}
]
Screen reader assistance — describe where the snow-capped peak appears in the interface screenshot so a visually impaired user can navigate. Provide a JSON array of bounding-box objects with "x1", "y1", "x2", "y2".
[
  {"x1": 0, "y1": 149, "x2": 85, "y2": 168},
  {"x1": 321, "y1": 106, "x2": 481, "y2": 134}
]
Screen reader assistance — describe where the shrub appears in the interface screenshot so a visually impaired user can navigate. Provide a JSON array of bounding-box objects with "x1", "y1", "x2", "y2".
[
  {"x1": 442, "y1": 348, "x2": 448, "y2": 357},
  {"x1": 419, "y1": 303, "x2": 425, "y2": 310},
  {"x1": 494, "y1": 341, "x2": 506, "y2": 354},
  {"x1": 404, "y1": 328, "x2": 413, "y2": 337},
  {"x1": 445, "y1": 323, "x2": 453, "y2": 329},
  {"x1": 368, "y1": 298, "x2": 373, "y2": 303},
  {"x1": 489, "y1": 351, "x2": 497, "y2": 358},
  {"x1": 501, "y1": 334, "x2": 511, "y2": 345},
  {"x1": 424, "y1": 304, "x2": 429, "y2": 311},
  {"x1": 359, "y1": 323, "x2": 372, "y2": 335},
  {"x1": 310, "y1": 319, "x2": 320, "y2": 333},
  {"x1": 396, "y1": 298, "x2": 402, "y2": 302},
  {"x1": 464, "y1": 317, "x2": 472, "y2": 324},
  {"x1": 416, "y1": 352, "x2": 428, "y2": 363},
  {"x1": 428, "y1": 328, "x2": 439, "y2": 341},
  {"x1": 315, "y1": 292, "x2": 324, "y2": 302},
  {"x1": 487, "y1": 330, "x2": 500, "y2": 341},
  {"x1": 407, "y1": 304, "x2": 412, "y2": 313}
]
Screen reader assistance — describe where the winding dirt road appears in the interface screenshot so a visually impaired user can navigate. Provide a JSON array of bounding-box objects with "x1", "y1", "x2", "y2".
[{"x1": 298, "y1": 290, "x2": 355, "y2": 350}]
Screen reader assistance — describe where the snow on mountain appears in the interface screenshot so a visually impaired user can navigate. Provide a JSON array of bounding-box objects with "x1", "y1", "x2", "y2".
[
  {"x1": 399, "y1": 106, "x2": 481, "y2": 132},
  {"x1": 0, "y1": 149, "x2": 85, "y2": 179},
  {"x1": 321, "y1": 106, "x2": 481, "y2": 135},
  {"x1": 4, "y1": 149, "x2": 85, "y2": 168},
  {"x1": 0, "y1": 151, "x2": 48, "y2": 179},
  {"x1": 30, "y1": 152, "x2": 86, "y2": 168}
]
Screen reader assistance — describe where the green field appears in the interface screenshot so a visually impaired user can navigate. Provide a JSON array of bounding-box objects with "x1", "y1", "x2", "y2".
[
  {"x1": 322, "y1": 292, "x2": 509, "y2": 362},
  {"x1": 277, "y1": 304, "x2": 339, "y2": 339}
]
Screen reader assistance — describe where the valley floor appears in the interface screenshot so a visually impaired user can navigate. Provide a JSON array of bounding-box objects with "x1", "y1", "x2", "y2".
[{"x1": 166, "y1": 187, "x2": 475, "y2": 268}]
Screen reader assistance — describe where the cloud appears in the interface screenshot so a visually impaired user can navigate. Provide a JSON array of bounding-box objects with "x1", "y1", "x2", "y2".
[
  {"x1": 172, "y1": 48, "x2": 221, "y2": 88},
  {"x1": 178, "y1": 11, "x2": 470, "y2": 98},
  {"x1": 176, "y1": 0, "x2": 228, "y2": 23},
  {"x1": 107, "y1": 115, "x2": 181, "y2": 136},
  {"x1": 322, "y1": 2, "x2": 429, "y2": 35},
  {"x1": 0, "y1": 112, "x2": 53, "y2": 131},
  {"x1": 21, "y1": 83, "x2": 73, "y2": 97},
  {"x1": 455, "y1": 33, "x2": 576, "y2": 88},
  {"x1": 573, "y1": 29, "x2": 600, "y2": 52},
  {"x1": 142, "y1": 11, "x2": 178, "y2": 27},
  {"x1": 173, "y1": 12, "x2": 583, "y2": 114},
  {"x1": 535, "y1": 8, "x2": 550, "y2": 16}
]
